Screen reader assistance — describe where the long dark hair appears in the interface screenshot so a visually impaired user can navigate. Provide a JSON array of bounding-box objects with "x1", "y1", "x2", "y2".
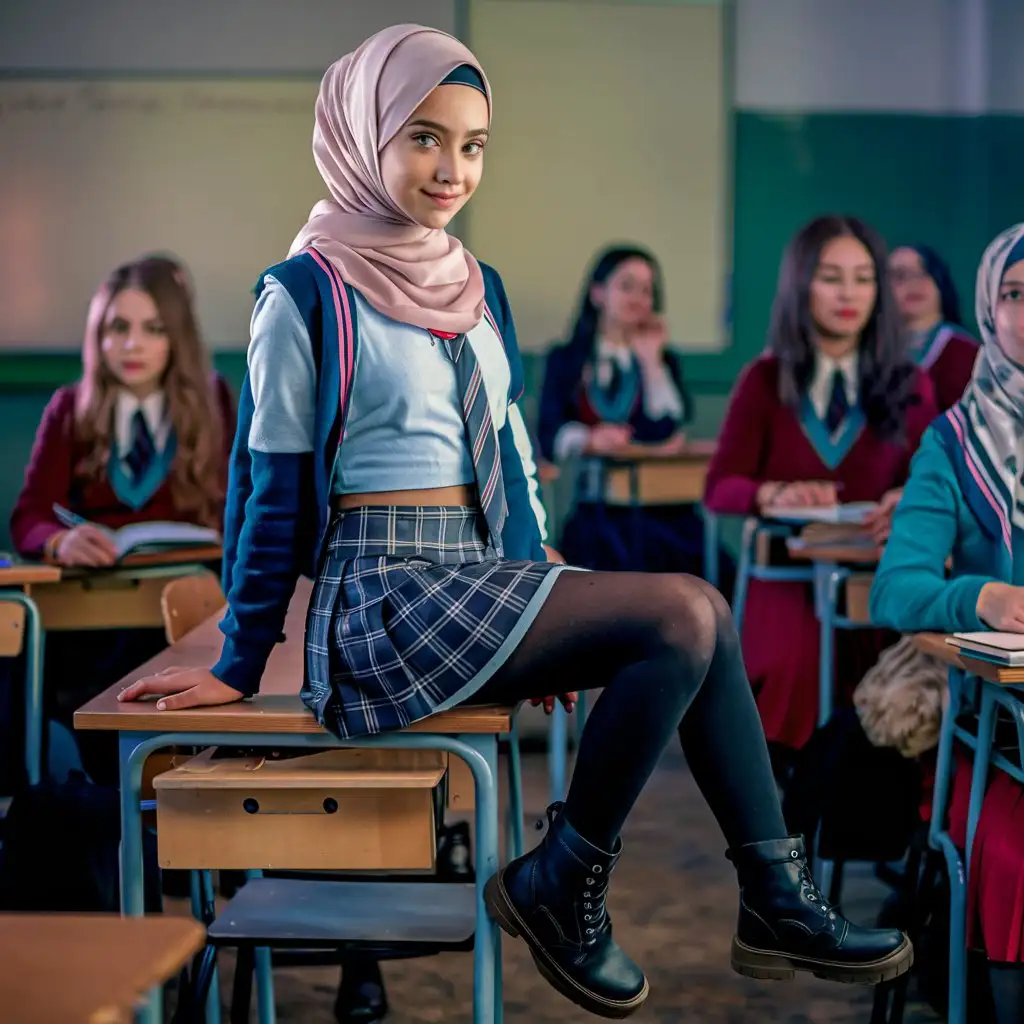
[
  {"x1": 563, "y1": 244, "x2": 664, "y2": 384},
  {"x1": 768, "y1": 215, "x2": 917, "y2": 442},
  {"x1": 902, "y1": 244, "x2": 963, "y2": 326}
]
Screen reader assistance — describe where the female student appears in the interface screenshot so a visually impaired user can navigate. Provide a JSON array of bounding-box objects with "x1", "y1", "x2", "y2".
[
  {"x1": 8, "y1": 255, "x2": 235, "y2": 781},
  {"x1": 871, "y1": 223, "x2": 1024, "y2": 1023},
  {"x1": 703, "y1": 216, "x2": 938, "y2": 756},
  {"x1": 537, "y1": 245, "x2": 704, "y2": 574},
  {"x1": 889, "y1": 244, "x2": 978, "y2": 411},
  {"x1": 120, "y1": 27, "x2": 911, "y2": 1018}
]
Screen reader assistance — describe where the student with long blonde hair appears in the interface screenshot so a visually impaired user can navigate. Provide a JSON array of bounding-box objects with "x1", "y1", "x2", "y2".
[{"x1": 8, "y1": 254, "x2": 234, "y2": 781}]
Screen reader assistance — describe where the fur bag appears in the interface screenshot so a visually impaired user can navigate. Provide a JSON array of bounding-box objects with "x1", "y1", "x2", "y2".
[{"x1": 853, "y1": 635, "x2": 949, "y2": 758}]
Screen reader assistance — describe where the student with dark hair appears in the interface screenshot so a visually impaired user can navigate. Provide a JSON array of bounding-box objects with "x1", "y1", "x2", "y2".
[
  {"x1": 889, "y1": 244, "x2": 978, "y2": 411},
  {"x1": 538, "y1": 244, "x2": 704, "y2": 573},
  {"x1": 704, "y1": 215, "x2": 938, "y2": 754}
]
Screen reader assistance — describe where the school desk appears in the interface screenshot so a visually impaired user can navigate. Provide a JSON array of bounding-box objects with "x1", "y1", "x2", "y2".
[
  {"x1": 908, "y1": 632, "x2": 1024, "y2": 1024},
  {"x1": 75, "y1": 577, "x2": 521, "y2": 1024},
  {"x1": 0, "y1": 912, "x2": 204, "y2": 1024}
]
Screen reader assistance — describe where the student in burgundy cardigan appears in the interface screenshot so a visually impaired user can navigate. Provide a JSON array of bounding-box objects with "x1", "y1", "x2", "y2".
[
  {"x1": 3, "y1": 256, "x2": 235, "y2": 789},
  {"x1": 889, "y1": 244, "x2": 978, "y2": 412},
  {"x1": 10, "y1": 376, "x2": 235, "y2": 557},
  {"x1": 703, "y1": 216, "x2": 938, "y2": 754}
]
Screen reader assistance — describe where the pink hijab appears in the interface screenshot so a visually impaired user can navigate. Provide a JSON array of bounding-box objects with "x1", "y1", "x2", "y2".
[{"x1": 289, "y1": 24, "x2": 491, "y2": 333}]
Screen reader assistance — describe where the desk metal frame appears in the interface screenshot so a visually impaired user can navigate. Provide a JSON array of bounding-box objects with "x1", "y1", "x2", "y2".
[{"x1": 119, "y1": 725, "x2": 521, "y2": 1024}]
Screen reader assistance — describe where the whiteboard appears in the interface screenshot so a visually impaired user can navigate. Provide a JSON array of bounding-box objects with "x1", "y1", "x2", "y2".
[
  {"x1": 467, "y1": 0, "x2": 729, "y2": 352},
  {"x1": 0, "y1": 77, "x2": 326, "y2": 349}
]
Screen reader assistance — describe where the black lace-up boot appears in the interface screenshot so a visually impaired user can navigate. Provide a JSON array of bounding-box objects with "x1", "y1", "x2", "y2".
[
  {"x1": 728, "y1": 836, "x2": 913, "y2": 984},
  {"x1": 484, "y1": 803, "x2": 648, "y2": 1018}
]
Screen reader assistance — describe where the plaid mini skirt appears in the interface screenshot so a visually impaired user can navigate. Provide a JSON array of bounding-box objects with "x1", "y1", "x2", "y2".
[{"x1": 302, "y1": 506, "x2": 571, "y2": 739}]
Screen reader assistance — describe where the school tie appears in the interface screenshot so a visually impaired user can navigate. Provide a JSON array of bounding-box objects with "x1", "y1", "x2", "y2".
[
  {"x1": 825, "y1": 369, "x2": 850, "y2": 434},
  {"x1": 124, "y1": 408, "x2": 156, "y2": 482},
  {"x1": 434, "y1": 330, "x2": 507, "y2": 557},
  {"x1": 606, "y1": 359, "x2": 624, "y2": 405}
]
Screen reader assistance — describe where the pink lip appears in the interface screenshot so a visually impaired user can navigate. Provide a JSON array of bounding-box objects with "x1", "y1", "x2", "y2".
[
  {"x1": 835, "y1": 309, "x2": 859, "y2": 320},
  {"x1": 422, "y1": 191, "x2": 460, "y2": 208},
  {"x1": 121, "y1": 361, "x2": 146, "y2": 372}
]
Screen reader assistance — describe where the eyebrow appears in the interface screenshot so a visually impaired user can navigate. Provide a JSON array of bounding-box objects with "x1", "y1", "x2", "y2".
[
  {"x1": 406, "y1": 118, "x2": 489, "y2": 138},
  {"x1": 1001, "y1": 277, "x2": 1024, "y2": 288},
  {"x1": 818, "y1": 262, "x2": 875, "y2": 272}
]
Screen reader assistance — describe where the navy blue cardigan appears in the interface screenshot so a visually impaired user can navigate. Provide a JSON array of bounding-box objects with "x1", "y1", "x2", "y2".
[
  {"x1": 213, "y1": 251, "x2": 545, "y2": 697},
  {"x1": 537, "y1": 342, "x2": 692, "y2": 462}
]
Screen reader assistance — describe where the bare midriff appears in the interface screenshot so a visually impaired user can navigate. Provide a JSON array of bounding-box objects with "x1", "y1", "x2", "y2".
[{"x1": 334, "y1": 484, "x2": 476, "y2": 510}]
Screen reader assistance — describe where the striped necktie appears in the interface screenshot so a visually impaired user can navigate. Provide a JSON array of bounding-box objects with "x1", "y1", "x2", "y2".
[
  {"x1": 125, "y1": 408, "x2": 156, "y2": 482},
  {"x1": 433, "y1": 330, "x2": 507, "y2": 557}
]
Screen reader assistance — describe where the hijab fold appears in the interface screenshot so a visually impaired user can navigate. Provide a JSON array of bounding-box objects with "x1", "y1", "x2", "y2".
[
  {"x1": 946, "y1": 223, "x2": 1024, "y2": 552},
  {"x1": 289, "y1": 24, "x2": 491, "y2": 332}
]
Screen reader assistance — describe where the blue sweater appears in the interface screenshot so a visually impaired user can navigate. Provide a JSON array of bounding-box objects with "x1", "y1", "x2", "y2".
[
  {"x1": 870, "y1": 424, "x2": 1007, "y2": 633},
  {"x1": 212, "y1": 251, "x2": 546, "y2": 696}
]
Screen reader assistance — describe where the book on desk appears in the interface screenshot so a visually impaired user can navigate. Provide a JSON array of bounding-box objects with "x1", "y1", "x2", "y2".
[
  {"x1": 54, "y1": 505, "x2": 221, "y2": 561},
  {"x1": 764, "y1": 502, "x2": 878, "y2": 526},
  {"x1": 947, "y1": 632, "x2": 1024, "y2": 666}
]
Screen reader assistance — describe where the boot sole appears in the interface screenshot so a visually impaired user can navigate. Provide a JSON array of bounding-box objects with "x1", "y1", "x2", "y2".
[
  {"x1": 484, "y1": 872, "x2": 649, "y2": 1018},
  {"x1": 731, "y1": 935, "x2": 914, "y2": 985}
]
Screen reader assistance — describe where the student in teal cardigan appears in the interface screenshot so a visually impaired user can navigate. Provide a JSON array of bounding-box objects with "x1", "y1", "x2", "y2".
[{"x1": 871, "y1": 223, "x2": 1024, "y2": 1023}]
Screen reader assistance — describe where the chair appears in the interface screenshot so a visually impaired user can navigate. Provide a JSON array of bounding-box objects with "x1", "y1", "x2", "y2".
[
  {"x1": 161, "y1": 572, "x2": 226, "y2": 644},
  {"x1": 0, "y1": 593, "x2": 45, "y2": 790},
  {"x1": 731, "y1": 517, "x2": 815, "y2": 632}
]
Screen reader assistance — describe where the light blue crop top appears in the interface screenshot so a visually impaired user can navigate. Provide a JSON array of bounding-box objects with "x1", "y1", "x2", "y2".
[{"x1": 245, "y1": 277, "x2": 547, "y2": 525}]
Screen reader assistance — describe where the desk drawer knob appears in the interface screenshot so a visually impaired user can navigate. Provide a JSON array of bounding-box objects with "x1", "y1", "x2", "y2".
[
  {"x1": 323, "y1": 797, "x2": 339, "y2": 814},
  {"x1": 243, "y1": 798, "x2": 260, "y2": 814}
]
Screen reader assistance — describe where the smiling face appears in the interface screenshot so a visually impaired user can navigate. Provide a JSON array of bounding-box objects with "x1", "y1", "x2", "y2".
[
  {"x1": 379, "y1": 83, "x2": 489, "y2": 229},
  {"x1": 889, "y1": 247, "x2": 942, "y2": 328},
  {"x1": 808, "y1": 234, "x2": 878, "y2": 353},
  {"x1": 99, "y1": 287, "x2": 170, "y2": 397}
]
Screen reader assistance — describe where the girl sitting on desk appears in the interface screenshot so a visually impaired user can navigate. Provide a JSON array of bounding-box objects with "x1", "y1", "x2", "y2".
[
  {"x1": 537, "y1": 245, "x2": 704, "y2": 574},
  {"x1": 703, "y1": 215, "x2": 937, "y2": 758},
  {"x1": 871, "y1": 223, "x2": 1024, "y2": 1024},
  {"x1": 119, "y1": 28, "x2": 911, "y2": 1016},
  {"x1": 7, "y1": 255, "x2": 235, "y2": 784},
  {"x1": 889, "y1": 244, "x2": 978, "y2": 412}
]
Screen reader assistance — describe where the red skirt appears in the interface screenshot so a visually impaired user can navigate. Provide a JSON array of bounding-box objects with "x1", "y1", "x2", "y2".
[
  {"x1": 740, "y1": 578, "x2": 894, "y2": 750},
  {"x1": 947, "y1": 747, "x2": 1024, "y2": 962}
]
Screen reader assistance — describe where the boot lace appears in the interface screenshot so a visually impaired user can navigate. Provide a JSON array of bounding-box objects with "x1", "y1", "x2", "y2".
[{"x1": 795, "y1": 855, "x2": 837, "y2": 923}]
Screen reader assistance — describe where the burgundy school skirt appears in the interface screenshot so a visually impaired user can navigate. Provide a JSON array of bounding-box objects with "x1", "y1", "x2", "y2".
[{"x1": 948, "y1": 747, "x2": 1024, "y2": 962}]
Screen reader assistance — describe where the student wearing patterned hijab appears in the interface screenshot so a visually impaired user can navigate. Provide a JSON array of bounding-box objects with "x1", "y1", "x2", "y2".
[
  {"x1": 121, "y1": 26, "x2": 911, "y2": 1017},
  {"x1": 873, "y1": 223, "x2": 1024, "y2": 1024}
]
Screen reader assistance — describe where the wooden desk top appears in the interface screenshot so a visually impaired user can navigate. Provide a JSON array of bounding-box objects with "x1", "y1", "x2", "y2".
[
  {"x1": 75, "y1": 578, "x2": 515, "y2": 736},
  {"x1": 59, "y1": 546, "x2": 223, "y2": 577},
  {"x1": 605, "y1": 439, "x2": 716, "y2": 465},
  {"x1": 0, "y1": 913, "x2": 204, "y2": 1023},
  {"x1": 0, "y1": 563, "x2": 63, "y2": 586},
  {"x1": 911, "y1": 631, "x2": 1024, "y2": 684},
  {"x1": 785, "y1": 540, "x2": 882, "y2": 565}
]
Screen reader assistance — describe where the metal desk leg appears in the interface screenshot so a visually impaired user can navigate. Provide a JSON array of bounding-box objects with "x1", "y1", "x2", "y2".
[
  {"x1": 965, "y1": 685, "x2": 997, "y2": 882},
  {"x1": 731, "y1": 518, "x2": 758, "y2": 632},
  {"x1": 8, "y1": 592, "x2": 44, "y2": 786},
  {"x1": 506, "y1": 722, "x2": 524, "y2": 859},
  {"x1": 118, "y1": 732, "x2": 162, "y2": 1024},
  {"x1": 701, "y1": 507, "x2": 720, "y2": 590},
  {"x1": 242, "y1": 869, "x2": 276, "y2": 1024},
  {"x1": 548, "y1": 703, "x2": 568, "y2": 804},
  {"x1": 815, "y1": 564, "x2": 843, "y2": 728},
  {"x1": 462, "y1": 733, "x2": 502, "y2": 1024}
]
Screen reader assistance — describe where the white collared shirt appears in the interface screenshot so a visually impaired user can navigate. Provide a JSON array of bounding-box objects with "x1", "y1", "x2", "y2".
[
  {"x1": 114, "y1": 390, "x2": 171, "y2": 461},
  {"x1": 808, "y1": 350, "x2": 859, "y2": 421}
]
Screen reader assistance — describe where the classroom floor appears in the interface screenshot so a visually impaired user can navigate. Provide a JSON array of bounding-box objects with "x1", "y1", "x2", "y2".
[{"x1": 189, "y1": 743, "x2": 943, "y2": 1023}]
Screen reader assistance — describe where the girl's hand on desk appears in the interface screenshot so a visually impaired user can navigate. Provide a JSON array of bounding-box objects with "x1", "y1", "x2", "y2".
[
  {"x1": 54, "y1": 525, "x2": 118, "y2": 567},
  {"x1": 757, "y1": 480, "x2": 837, "y2": 511},
  {"x1": 652, "y1": 431, "x2": 688, "y2": 456},
  {"x1": 586, "y1": 424, "x2": 633, "y2": 456},
  {"x1": 976, "y1": 583, "x2": 1024, "y2": 633},
  {"x1": 117, "y1": 667, "x2": 244, "y2": 710}
]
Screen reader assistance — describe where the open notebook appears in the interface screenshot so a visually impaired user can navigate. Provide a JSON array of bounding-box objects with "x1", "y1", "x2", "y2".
[
  {"x1": 764, "y1": 502, "x2": 878, "y2": 526},
  {"x1": 947, "y1": 632, "x2": 1024, "y2": 666},
  {"x1": 54, "y1": 505, "x2": 221, "y2": 560}
]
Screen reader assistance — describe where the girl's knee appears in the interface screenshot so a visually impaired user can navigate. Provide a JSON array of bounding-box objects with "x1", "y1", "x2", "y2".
[{"x1": 649, "y1": 576, "x2": 718, "y2": 673}]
